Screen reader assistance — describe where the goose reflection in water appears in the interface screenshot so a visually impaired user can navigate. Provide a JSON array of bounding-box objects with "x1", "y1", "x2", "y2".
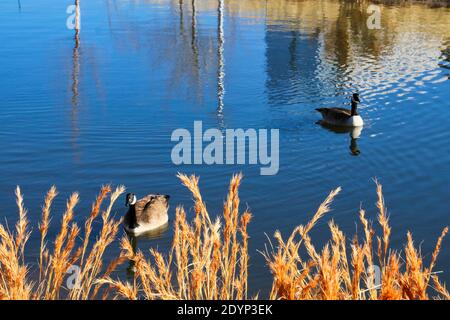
[
  {"x1": 126, "y1": 222, "x2": 170, "y2": 276},
  {"x1": 318, "y1": 122, "x2": 363, "y2": 156}
]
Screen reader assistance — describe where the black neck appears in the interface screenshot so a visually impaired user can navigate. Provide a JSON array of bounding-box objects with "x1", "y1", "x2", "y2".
[
  {"x1": 351, "y1": 101, "x2": 358, "y2": 116},
  {"x1": 128, "y1": 205, "x2": 139, "y2": 228}
]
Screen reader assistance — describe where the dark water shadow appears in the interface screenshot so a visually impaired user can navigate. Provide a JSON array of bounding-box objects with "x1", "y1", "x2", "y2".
[
  {"x1": 125, "y1": 222, "x2": 170, "y2": 276},
  {"x1": 317, "y1": 121, "x2": 363, "y2": 156}
]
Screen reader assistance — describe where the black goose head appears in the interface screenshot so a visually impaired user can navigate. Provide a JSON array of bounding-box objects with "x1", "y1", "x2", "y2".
[
  {"x1": 125, "y1": 193, "x2": 137, "y2": 207},
  {"x1": 351, "y1": 93, "x2": 361, "y2": 116}
]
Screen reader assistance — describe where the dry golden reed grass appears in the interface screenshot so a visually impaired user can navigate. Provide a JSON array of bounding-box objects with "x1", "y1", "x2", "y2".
[
  {"x1": 0, "y1": 184, "x2": 125, "y2": 300},
  {"x1": 0, "y1": 174, "x2": 448, "y2": 300},
  {"x1": 262, "y1": 181, "x2": 449, "y2": 300}
]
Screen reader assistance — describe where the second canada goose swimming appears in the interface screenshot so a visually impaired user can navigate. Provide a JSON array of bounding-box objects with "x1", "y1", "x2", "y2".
[
  {"x1": 316, "y1": 93, "x2": 364, "y2": 127},
  {"x1": 124, "y1": 193, "x2": 170, "y2": 236}
]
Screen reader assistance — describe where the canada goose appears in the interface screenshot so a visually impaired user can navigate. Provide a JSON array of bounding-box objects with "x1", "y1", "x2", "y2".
[
  {"x1": 124, "y1": 193, "x2": 170, "y2": 236},
  {"x1": 316, "y1": 93, "x2": 364, "y2": 127}
]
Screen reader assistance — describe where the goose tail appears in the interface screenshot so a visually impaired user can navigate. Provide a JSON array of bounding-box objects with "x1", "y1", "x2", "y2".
[{"x1": 316, "y1": 108, "x2": 328, "y2": 115}]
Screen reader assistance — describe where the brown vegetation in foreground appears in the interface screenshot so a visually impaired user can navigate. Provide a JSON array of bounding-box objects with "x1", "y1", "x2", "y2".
[
  {"x1": 262, "y1": 183, "x2": 449, "y2": 300},
  {"x1": 0, "y1": 174, "x2": 448, "y2": 300}
]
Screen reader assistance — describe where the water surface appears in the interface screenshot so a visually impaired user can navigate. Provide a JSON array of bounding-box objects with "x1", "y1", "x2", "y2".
[{"x1": 1, "y1": 0, "x2": 450, "y2": 296}]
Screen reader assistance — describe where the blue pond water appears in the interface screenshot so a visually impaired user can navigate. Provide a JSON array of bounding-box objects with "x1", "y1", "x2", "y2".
[{"x1": 0, "y1": 0, "x2": 449, "y2": 296}]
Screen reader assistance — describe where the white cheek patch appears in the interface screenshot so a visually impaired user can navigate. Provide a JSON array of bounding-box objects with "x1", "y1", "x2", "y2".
[{"x1": 130, "y1": 196, "x2": 137, "y2": 205}]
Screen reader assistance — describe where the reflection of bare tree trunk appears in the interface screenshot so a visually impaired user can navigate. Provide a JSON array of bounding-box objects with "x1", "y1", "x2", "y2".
[
  {"x1": 18, "y1": 0, "x2": 21, "y2": 11},
  {"x1": 288, "y1": 31, "x2": 298, "y2": 72},
  {"x1": 72, "y1": 1, "x2": 81, "y2": 108},
  {"x1": 335, "y1": 2, "x2": 350, "y2": 68},
  {"x1": 72, "y1": 34, "x2": 80, "y2": 108},
  {"x1": 75, "y1": 0, "x2": 81, "y2": 32},
  {"x1": 217, "y1": 0, "x2": 225, "y2": 117},
  {"x1": 191, "y1": 0, "x2": 201, "y2": 100},
  {"x1": 71, "y1": 1, "x2": 81, "y2": 157},
  {"x1": 191, "y1": 0, "x2": 197, "y2": 45},
  {"x1": 191, "y1": 0, "x2": 199, "y2": 70},
  {"x1": 106, "y1": 0, "x2": 113, "y2": 31},
  {"x1": 179, "y1": 0, "x2": 184, "y2": 35}
]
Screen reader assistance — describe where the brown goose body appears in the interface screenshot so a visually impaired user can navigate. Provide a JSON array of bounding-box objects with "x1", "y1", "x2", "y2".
[
  {"x1": 124, "y1": 194, "x2": 170, "y2": 235},
  {"x1": 316, "y1": 107, "x2": 358, "y2": 120}
]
